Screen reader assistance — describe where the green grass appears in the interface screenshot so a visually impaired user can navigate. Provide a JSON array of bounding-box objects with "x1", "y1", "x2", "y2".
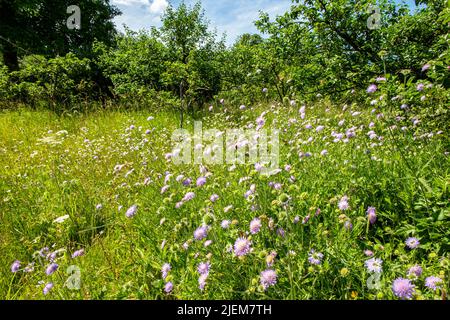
[{"x1": 0, "y1": 102, "x2": 448, "y2": 300}]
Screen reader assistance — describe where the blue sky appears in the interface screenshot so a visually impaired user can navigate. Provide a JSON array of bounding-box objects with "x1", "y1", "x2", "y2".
[{"x1": 111, "y1": 0, "x2": 420, "y2": 45}]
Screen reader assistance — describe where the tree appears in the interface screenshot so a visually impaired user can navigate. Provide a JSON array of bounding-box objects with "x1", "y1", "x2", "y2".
[{"x1": 0, "y1": 0, "x2": 121, "y2": 71}]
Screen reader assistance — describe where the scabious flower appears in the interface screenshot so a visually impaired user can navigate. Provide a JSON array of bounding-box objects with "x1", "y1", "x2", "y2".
[
  {"x1": 46, "y1": 263, "x2": 59, "y2": 275},
  {"x1": 367, "y1": 207, "x2": 377, "y2": 224},
  {"x1": 338, "y1": 196, "x2": 349, "y2": 211},
  {"x1": 234, "y1": 237, "x2": 251, "y2": 257},
  {"x1": 43, "y1": 282, "x2": 54, "y2": 295},
  {"x1": 210, "y1": 194, "x2": 219, "y2": 202},
  {"x1": 194, "y1": 225, "x2": 209, "y2": 240},
  {"x1": 421, "y1": 64, "x2": 431, "y2": 72},
  {"x1": 367, "y1": 84, "x2": 377, "y2": 93},
  {"x1": 72, "y1": 249, "x2": 85, "y2": 259},
  {"x1": 182, "y1": 192, "x2": 195, "y2": 202},
  {"x1": 277, "y1": 228, "x2": 285, "y2": 238},
  {"x1": 164, "y1": 281, "x2": 173, "y2": 293},
  {"x1": 161, "y1": 263, "x2": 171, "y2": 280},
  {"x1": 405, "y1": 237, "x2": 420, "y2": 249},
  {"x1": 221, "y1": 220, "x2": 231, "y2": 229},
  {"x1": 425, "y1": 276, "x2": 443, "y2": 291},
  {"x1": 344, "y1": 220, "x2": 353, "y2": 230},
  {"x1": 11, "y1": 260, "x2": 20, "y2": 273},
  {"x1": 308, "y1": 249, "x2": 324, "y2": 265},
  {"x1": 197, "y1": 262, "x2": 211, "y2": 275},
  {"x1": 198, "y1": 274, "x2": 208, "y2": 291},
  {"x1": 125, "y1": 204, "x2": 138, "y2": 218},
  {"x1": 196, "y1": 177, "x2": 207, "y2": 187},
  {"x1": 260, "y1": 269, "x2": 277, "y2": 290},
  {"x1": 407, "y1": 265, "x2": 423, "y2": 278},
  {"x1": 249, "y1": 218, "x2": 262, "y2": 234},
  {"x1": 416, "y1": 83, "x2": 424, "y2": 91},
  {"x1": 365, "y1": 258, "x2": 383, "y2": 273},
  {"x1": 392, "y1": 278, "x2": 415, "y2": 300},
  {"x1": 320, "y1": 149, "x2": 328, "y2": 156}
]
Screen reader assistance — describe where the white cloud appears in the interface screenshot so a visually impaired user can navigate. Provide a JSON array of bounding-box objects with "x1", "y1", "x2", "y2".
[{"x1": 149, "y1": 0, "x2": 168, "y2": 14}]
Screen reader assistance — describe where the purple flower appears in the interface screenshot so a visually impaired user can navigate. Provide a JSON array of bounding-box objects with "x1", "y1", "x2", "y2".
[
  {"x1": 221, "y1": 220, "x2": 231, "y2": 229},
  {"x1": 365, "y1": 258, "x2": 383, "y2": 273},
  {"x1": 72, "y1": 249, "x2": 85, "y2": 259},
  {"x1": 196, "y1": 177, "x2": 207, "y2": 187},
  {"x1": 421, "y1": 64, "x2": 431, "y2": 72},
  {"x1": 392, "y1": 278, "x2": 415, "y2": 300},
  {"x1": 210, "y1": 194, "x2": 219, "y2": 202},
  {"x1": 367, "y1": 207, "x2": 377, "y2": 224},
  {"x1": 182, "y1": 192, "x2": 195, "y2": 202},
  {"x1": 364, "y1": 250, "x2": 374, "y2": 257},
  {"x1": 45, "y1": 263, "x2": 59, "y2": 275},
  {"x1": 338, "y1": 196, "x2": 349, "y2": 211},
  {"x1": 164, "y1": 281, "x2": 173, "y2": 293},
  {"x1": 344, "y1": 220, "x2": 353, "y2": 230},
  {"x1": 405, "y1": 237, "x2": 420, "y2": 249},
  {"x1": 249, "y1": 218, "x2": 262, "y2": 234},
  {"x1": 161, "y1": 263, "x2": 171, "y2": 280},
  {"x1": 182, "y1": 178, "x2": 191, "y2": 186},
  {"x1": 367, "y1": 84, "x2": 378, "y2": 93},
  {"x1": 198, "y1": 274, "x2": 208, "y2": 291},
  {"x1": 425, "y1": 276, "x2": 443, "y2": 291},
  {"x1": 125, "y1": 204, "x2": 138, "y2": 218},
  {"x1": 197, "y1": 262, "x2": 211, "y2": 275},
  {"x1": 276, "y1": 228, "x2": 285, "y2": 238},
  {"x1": 407, "y1": 265, "x2": 423, "y2": 278},
  {"x1": 11, "y1": 260, "x2": 20, "y2": 273},
  {"x1": 416, "y1": 83, "x2": 424, "y2": 91},
  {"x1": 308, "y1": 249, "x2": 324, "y2": 265},
  {"x1": 43, "y1": 282, "x2": 54, "y2": 295},
  {"x1": 194, "y1": 225, "x2": 209, "y2": 240},
  {"x1": 234, "y1": 237, "x2": 251, "y2": 257},
  {"x1": 260, "y1": 269, "x2": 277, "y2": 290}
]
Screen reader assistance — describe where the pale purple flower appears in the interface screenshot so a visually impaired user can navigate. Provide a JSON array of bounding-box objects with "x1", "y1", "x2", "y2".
[
  {"x1": 320, "y1": 149, "x2": 328, "y2": 156},
  {"x1": 234, "y1": 237, "x2": 251, "y2": 257},
  {"x1": 196, "y1": 177, "x2": 206, "y2": 187},
  {"x1": 204, "y1": 240, "x2": 212, "y2": 247},
  {"x1": 11, "y1": 260, "x2": 20, "y2": 273},
  {"x1": 249, "y1": 218, "x2": 262, "y2": 234},
  {"x1": 416, "y1": 83, "x2": 424, "y2": 91},
  {"x1": 308, "y1": 249, "x2": 324, "y2": 265},
  {"x1": 365, "y1": 258, "x2": 383, "y2": 273},
  {"x1": 425, "y1": 276, "x2": 443, "y2": 291},
  {"x1": 161, "y1": 263, "x2": 171, "y2": 280},
  {"x1": 407, "y1": 265, "x2": 423, "y2": 278},
  {"x1": 421, "y1": 64, "x2": 431, "y2": 72},
  {"x1": 405, "y1": 237, "x2": 420, "y2": 249},
  {"x1": 96, "y1": 204, "x2": 103, "y2": 210},
  {"x1": 194, "y1": 225, "x2": 209, "y2": 240},
  {"x1": 125, "y1": 204, "x2": 138, "y2": 218},
  {"x1": 161, "y1": 185, "x2": 169, "y2": 194},
  {"x1": 392, "y1": 278, "x2": 415, "y2": 299},
  {"x1": 210, "y1": 194, "x2": 219, "y2": 202},
  {"x1": 46, "y1": 263, "x2": 59, "y2": 275},
  {"x1": 367, "y1": 207, "x2": 377, "y2": 224},
  {"x1": 293, "y1": 216, "x2": 300, "y2": 224},
  {"x1": 198, "y1": 274, "x2": 208, "y2": 291},
  {"x1": 72, "y1": 249, "x2": 85, "y2": 258},
  {"x1": 197, "y1": 262, "x2": 211, "y2": 275},
  {"x1": 277, "y1": 228, "x2": 285, "y2": 238},
  {"x1": 338, "y1": 196, "x2": 349, "y2": 211},
  {"x1": 43, "y1": 282, "x2": 54, "y2": 295},
  {"x1": 302, "y1": 214, "x2": 310, "y2": 224},
  {"x1": 182, "y1": 192, "x2": 195, "y2": 202},
  {"x1": 164, "y1": 281, "x2": 173, "y2": 293},
  {"x1": 260, "y1": 269, "x2": 277, "y2": 290},
  {"x1": 364, "y1": 250, "x2": 374, "y2": 257},
  {"x1": 367, "y1": 84, "x2": 378, "y2": 93},
  {"x1": 376, "y1": 77, "x2": 386, "y2": 82},
  {"x1": 344, "y1": 220, "x2": 353, "y2": 230},
  {"x1": 182, "y1": 178, "x2": 191, "y2": 186}
]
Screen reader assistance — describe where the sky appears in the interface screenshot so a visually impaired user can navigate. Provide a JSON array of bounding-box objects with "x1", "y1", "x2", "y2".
[{"x1": 111, "y1": 0, "x2": 421, "y2": 46}]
